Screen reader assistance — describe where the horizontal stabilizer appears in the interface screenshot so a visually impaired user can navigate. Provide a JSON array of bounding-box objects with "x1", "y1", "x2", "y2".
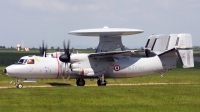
[{"x1": 145, "y1": 49, "x2": 156, "y2": 57}]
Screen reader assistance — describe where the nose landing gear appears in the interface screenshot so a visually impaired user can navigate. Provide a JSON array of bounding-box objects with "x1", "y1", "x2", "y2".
[{"x1": 10, "y1": 77, "x2": 23, "y2": 88}]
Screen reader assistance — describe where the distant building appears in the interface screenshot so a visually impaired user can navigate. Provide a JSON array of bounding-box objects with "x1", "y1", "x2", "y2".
[
  {"x1": 16, "y1": 44, "x2": 21, "y2": 51},
  {"x1": 25, "y1": 48, "x2": 29, "y2": 51}
]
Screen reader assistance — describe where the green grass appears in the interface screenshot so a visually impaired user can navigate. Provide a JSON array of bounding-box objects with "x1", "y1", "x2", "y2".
[
  {"x1": 194, "y1": 50, "x2": 200, "y2": 56},
  {"x1": 0, "y1": 85, "x2": 200, "y2": 112},
  {"x1": 0, "y1": 62, "x2": 200, "y2": 112}
]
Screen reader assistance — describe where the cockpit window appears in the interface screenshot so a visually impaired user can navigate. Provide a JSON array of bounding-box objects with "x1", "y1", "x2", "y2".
[
  {"x1": 23, "y1": 59, "x2": 27, "y2": 64},
  {"x1": 18, "y1": 59, "x2": 25, "y2": 64},
  {"x1": 27, "y1": 59, "x2": 34, "y2": 64}
]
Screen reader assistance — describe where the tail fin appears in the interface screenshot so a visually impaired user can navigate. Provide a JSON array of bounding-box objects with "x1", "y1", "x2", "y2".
[
  {"x1": 152, "y1": 34, "x2": 168, "y2": 54},
  {"x1": 158, "y1": 33, "x2": 194, "y2": 68},
  {"x1": 145, "y1": 34, "x2": 167, "y2": 57},
  {"x1": 176, "y1": 34, "x2": 193, "y2": 68},
  {"x1": 145, "y1": 35, "x2": 156, "y2": 50}
]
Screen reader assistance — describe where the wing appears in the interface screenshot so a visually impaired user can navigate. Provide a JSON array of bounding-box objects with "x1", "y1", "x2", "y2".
[{"x1": 88, "y1": 51, "x2": 133, "y2": 58}]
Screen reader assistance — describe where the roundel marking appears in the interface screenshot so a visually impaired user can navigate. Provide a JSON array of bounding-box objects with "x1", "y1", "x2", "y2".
[{"x1": 114, "y1": 65, "x2": 120, "y2": 71}]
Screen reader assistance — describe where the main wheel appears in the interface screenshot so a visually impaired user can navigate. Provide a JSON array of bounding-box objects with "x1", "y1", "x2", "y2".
[
  {"x1": 76, "y1": 79, "x2": 85, "y2": 86},
  {"x1": 97, "y1": 79, "x2": 107, "y2": 86},
  {"x1": 97, "y1": 79, "x2": 101, "y2": 86}
]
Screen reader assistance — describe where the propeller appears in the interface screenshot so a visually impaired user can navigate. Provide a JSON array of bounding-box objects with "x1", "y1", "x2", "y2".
[
  {"x1": 59, "y1": 40, "x2": 71, "y2": 82},
  {"x1": 39, "y1": 40, "x2": 47, "y2": 57}
]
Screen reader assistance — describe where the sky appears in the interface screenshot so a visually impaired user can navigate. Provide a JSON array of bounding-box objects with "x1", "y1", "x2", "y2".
[{"x1": 0, "y1": 0, "x2": 200, "y2": 49}]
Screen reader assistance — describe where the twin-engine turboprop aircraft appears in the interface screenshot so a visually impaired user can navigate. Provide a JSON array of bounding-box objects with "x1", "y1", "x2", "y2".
[{"x1": 4, "y1": 27, "x2": 194, "y2": 88}]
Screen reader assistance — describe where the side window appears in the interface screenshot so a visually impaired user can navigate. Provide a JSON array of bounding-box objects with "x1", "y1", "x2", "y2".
[{"x1": 27, "y1": 59, "x2": 34, "y2": 64}]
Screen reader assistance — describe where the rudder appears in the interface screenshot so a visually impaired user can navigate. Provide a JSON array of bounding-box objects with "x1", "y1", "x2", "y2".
[{"x1": 176, "y1": 34, "x2": 194, "y2": 68}]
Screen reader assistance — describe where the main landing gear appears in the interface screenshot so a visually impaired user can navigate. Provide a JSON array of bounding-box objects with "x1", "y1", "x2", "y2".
[
  {"x1": 76, "y1": 78, "x2": 85, "y2": 86},
  {"x1": 97, "y1": 79, "x2": 107, "y2": 86},
  {"x1": 10, "y1": 77, "x2": 23, "y2": 88},
  {"x1": 97, "y1": 74, "x2": 107, "y2": 86},
  {"x1": 76, "y1": 74, "x2": 107, "y2": 86}
]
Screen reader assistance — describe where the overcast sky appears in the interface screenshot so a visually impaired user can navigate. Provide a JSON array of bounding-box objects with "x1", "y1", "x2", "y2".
[{"x1": 0, "y1": 0, "x2": 199, "y2": 49}]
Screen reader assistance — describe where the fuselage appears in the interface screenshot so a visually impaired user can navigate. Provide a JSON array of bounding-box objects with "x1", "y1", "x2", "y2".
[{"x1": 4, "y1": 53, "x2": 164, "y2": 79}]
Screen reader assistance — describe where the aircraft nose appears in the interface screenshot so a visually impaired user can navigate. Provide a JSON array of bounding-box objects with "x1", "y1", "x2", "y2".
[{"x1": 3, "y1": 69, "x2": 7, "y2": 73}]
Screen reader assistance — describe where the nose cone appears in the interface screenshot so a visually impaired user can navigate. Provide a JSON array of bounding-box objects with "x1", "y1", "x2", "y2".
[
  {"x1": 4, "y1": 66, "x2": 12, "y2": 76},
  {"x1": 3, "y1": 67, "x2": 12, "y2": 77},
  {"x1": 4, "y1": 65, "x2": 19, "y2": 77},
  {"x1": 3, "y1": 69, "x2": 7, "y2": 73}
]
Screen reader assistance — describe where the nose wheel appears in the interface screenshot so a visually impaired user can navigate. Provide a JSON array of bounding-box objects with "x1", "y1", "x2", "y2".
[
  {"x1": 76, "y1": 78, "x2": 85, "y2": 86},
  {"x1": 16, "y1": 83, "x2": 23, "y2": 88}
]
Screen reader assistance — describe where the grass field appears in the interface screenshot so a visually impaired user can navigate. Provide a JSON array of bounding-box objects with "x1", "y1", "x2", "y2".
[
  {"x1": 0, "y1": 85, "x2": 200, "y2": 112},
  {"x1": 0, "y1": 50, "x2": 200, "y2": 111}
]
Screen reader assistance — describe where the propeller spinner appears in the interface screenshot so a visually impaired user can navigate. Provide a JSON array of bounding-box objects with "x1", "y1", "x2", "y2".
[{"x1": 59, "y1": 40, "x2": 71, "y2": 63}]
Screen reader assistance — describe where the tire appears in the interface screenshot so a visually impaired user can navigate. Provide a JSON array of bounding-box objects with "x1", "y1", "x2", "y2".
[
  {"x1": 97, "y1": 79, "x2": 107, "y2": 86},
  {"x1": 17, "y1": 83, "x2": 23, "y2": 88},
  {"x1": 76, "y1": 79, "x2": 85, "y2": 86}
]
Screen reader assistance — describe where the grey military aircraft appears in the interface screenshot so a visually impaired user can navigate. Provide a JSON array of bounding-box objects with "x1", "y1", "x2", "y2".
[{"x1": 4, "y1": 27, "x2": 194, "y2": 88}]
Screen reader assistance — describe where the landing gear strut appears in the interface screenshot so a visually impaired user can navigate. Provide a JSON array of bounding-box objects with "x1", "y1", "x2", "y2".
[
  {"x1": 97, "y1": 74, "x2": 107, "y2": 86},
  {"x1": 76, "y1": 78, "x2": 85, "y2": 86},
  {"x1": 10, "y1": 78, "x2": 23, "y2": 88}
]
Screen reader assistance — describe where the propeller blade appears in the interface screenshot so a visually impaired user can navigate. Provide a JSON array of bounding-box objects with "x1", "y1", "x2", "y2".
[
  {"x1": 39, "y1": 40, "x2": 47, "y2": 57},
  {"x1": 63, "y1": 40, "x2": 66, "y2": 52},
  {"x1": 59, "y1": 39, "x2": 72, "y2": 82},
  {"x1": 59, "y1": 39, "x2": 71, "y2": 63},
  {"x1": 66, "y1": 63, "x2": 71, "y2": 80},
  {"x1": 67, "y1": 39, "x2": 70, "y2": 52},
  {"x1": 61, "y1": 63, "x2": 66, "y2": 83}
]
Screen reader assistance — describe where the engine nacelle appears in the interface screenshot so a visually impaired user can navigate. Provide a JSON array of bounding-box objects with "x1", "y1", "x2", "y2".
[
  {"x1": 70, "y1": 54, "x2": 89, "y2": 63},
  {"x1": 72, "y1": 68, "x2": 95, "y2": 76},
  {"x1": 71, "y1": 63, "x2": 79, "y2": 69}
]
